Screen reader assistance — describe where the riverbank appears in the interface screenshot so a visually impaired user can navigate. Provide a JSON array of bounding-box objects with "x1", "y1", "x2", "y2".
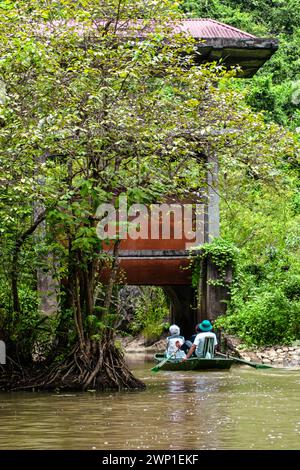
[
  {"x1": 236, "y1": 344, "x2": 300, "y2": 367},
  {"x1": 120, "y1": 334, "x2": 300, "y2": 367}
]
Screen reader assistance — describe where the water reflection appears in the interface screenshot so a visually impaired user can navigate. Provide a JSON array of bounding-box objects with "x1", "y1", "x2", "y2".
[
  {"x1": 0, "y1": 356, "x2": 299, "y2": 450},
  {"x1": 163, "y1": 375, "x2": 225, "y2": 449}
]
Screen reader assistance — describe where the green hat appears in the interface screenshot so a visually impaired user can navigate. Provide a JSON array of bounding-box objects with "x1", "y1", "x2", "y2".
[{"x1": 199, "y1": 320, "x2": 213, "y2": 332}]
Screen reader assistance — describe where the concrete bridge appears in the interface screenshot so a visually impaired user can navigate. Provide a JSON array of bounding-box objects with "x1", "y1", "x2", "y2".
[
  {"x1": 37, "y1": 19, "x2": 277, "y2": 336},
  {"x1": 102, "y1": 19, "x2": 278, "y2": 336}
]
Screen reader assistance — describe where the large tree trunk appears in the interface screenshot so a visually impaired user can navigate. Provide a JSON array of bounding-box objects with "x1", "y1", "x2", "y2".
[{"x1": 2, "y1": 223, "x2": 145, "y2": 392}]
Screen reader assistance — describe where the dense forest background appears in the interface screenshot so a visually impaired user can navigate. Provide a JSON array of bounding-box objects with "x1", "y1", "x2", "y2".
[{"x1": 180, "y1": 1, "x2": 300, "y2": 345}]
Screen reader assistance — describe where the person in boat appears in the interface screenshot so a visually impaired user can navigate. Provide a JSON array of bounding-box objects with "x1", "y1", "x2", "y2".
[
  {"x1": 181, "y1": 320, "x2": 220, "y2": 355},
  {"x1": 182, "y1": 320, "x2": 218, "y2": 361},
  {"x1": 180, "y1": 322, "x2": 204, "y2": 356},
  {"x1": 166, "y1": 324, "x2": 186, "y2": 360}
]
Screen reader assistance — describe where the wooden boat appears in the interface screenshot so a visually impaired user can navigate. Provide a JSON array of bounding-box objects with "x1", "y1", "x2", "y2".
[{"x1": 153, "y1": 353, "x2": 234, "y2": 371}]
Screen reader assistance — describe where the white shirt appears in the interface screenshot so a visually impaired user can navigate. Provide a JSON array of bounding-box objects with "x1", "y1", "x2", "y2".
[
  {"x1": 193, "y1": 332, "x2": 217, "y2": 358},
  {"x1": 166, "y1": 335, "x2": 186, "y2": 359}
]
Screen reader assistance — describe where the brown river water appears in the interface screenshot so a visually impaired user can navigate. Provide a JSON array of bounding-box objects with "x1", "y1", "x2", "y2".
[{"x1": 0, "y1": 354, "x2": 299, "y2": 450}]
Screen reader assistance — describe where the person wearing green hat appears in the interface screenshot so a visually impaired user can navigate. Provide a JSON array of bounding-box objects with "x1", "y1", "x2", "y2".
[{"x1": 182, "y1": 320, "x2": 218, "y2": 361}]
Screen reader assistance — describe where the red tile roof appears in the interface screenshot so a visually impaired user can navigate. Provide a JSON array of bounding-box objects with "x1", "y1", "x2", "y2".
[
  {"x1": 38, "y1": 18, "x2": 257, "y2": 39},
  {"x1": 178, "y1": 19, "x2": 257, "y2": 39},
  {"x1": 40, "y1": 18, "x2": 257, "y2": 40}
]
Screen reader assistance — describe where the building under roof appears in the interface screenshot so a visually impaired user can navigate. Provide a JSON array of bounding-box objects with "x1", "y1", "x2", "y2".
[
  {"x1": 43, "y1": 17, "x2": 278, "y2": 77},
  {"x1": 177, "y1": 19, "x2": 278, "y2": 78}
]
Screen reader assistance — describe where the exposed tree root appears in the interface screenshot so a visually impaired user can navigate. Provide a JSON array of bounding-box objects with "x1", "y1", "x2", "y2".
[{"x1": 0, "y1": 340, "x2": 146, "y2": 392}]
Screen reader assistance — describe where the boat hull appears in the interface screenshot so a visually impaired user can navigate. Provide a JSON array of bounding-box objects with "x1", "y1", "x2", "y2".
[{"x1": 154, "y1": 353, "x2": 234, "y2": 371}]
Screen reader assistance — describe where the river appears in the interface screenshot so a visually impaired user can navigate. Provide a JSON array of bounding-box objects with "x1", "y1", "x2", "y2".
[{"x1": 0, "y1": 355, "x2": 299, "y2": 450}]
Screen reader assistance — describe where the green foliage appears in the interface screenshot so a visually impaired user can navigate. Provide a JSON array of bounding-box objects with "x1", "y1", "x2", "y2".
[
  {"x1": 0, "y1": 0, "x2": 218, "y2": 358},
  {"x1": 213, "y1": 35, "x2": 300, "y2": 347},
  {"x1": 216, "y1": 167, "x2": 300, "y2": 346},
  {"x1": 130, "y1": 287, "x2": 169, "y2": 343},
  {"x1": 0, "y1": 284, "x2": 57, "y2": 358},
  {"x1": 216, "y1": 286, "x2": 300, "y2": 346},
  {"x1": 181, "y1": 0, "x2": 300, "y2": 128},
  {"x1": 191, "y1": 238, "x2": 239, "y2": 288},
  {"x1": 283, "y1": 275, "x2": 300, "y2": 300}
]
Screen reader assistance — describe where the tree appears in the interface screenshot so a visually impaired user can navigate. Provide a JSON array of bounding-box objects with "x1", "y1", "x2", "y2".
[{"x1": 0, "y1": 0, "x2": 227, "y2": 390}]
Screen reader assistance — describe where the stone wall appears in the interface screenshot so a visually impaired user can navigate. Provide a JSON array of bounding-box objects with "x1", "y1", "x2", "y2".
[{"x1": 239, "y1": 346, "x2": 300, "y2": 367}]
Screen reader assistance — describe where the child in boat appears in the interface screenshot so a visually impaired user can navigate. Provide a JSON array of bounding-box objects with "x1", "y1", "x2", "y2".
[{"x1": 166, "y1": 325, "x2": 186, "y2": 360}]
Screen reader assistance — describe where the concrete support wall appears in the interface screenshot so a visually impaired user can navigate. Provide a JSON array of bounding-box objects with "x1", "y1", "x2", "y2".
[
  {"x1": 206, "y1": 152, "x2": 220, "y2": 242},
  {"x1": 205, "y1": 259, "x2": 232, "y2": 321},
  {"x1": 37, "y1": 264, "x2": 59, "y2": 316},
  {"x1": 34, "y1": 152, "x2": 59, "y2": 316},
  {"x1": 202, "y1": 152, "x2": 229, "y2": 320}
]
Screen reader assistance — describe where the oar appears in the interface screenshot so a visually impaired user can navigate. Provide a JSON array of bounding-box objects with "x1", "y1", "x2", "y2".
[
  {"x1": 151, "y1": 349, "x2": 179, "y2": 373},
  {"x1": 216, "y1": 351, "x2": 274, "y2": 369}
]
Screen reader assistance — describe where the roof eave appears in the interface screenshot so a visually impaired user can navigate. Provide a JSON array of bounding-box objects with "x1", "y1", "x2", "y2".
[{"x1": 195, "y1": 37, "x2": 279, "y2": 78}]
